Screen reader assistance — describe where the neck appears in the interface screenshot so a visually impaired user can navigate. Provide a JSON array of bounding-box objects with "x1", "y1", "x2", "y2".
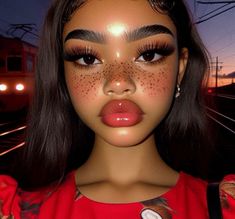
[{"x1": 77, "y1": 134, "x2": 176, "y2": 186}]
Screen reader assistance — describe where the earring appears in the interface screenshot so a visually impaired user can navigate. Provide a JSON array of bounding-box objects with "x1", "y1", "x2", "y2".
[{"x1": 175, "y1": 84, "x2": 181, "y2": 98}]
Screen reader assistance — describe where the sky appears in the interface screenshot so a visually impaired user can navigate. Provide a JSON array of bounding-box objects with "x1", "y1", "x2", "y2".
[
  {"x1": 0, "y1": 0, "x2": 235, "y2": 87},
  {"x1": 189, "y1": 0, "x2": 235, "y2": 86}
]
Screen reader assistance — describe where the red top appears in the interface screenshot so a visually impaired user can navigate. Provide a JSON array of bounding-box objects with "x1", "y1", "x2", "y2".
[{"x1": 0, "y1": 171, "x2": 235, "y2": 219}]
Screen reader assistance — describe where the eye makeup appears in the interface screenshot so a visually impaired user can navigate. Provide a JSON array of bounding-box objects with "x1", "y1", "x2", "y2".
[
  {"x1": 63, "y1": 46, "x2": 102, "y2": 69},
  {"x1": 63, "y1": 40, "x2": 175, "y2": 71},
  {"x1": 135, "y1": 41, "x2": 175, "y2": 64}
]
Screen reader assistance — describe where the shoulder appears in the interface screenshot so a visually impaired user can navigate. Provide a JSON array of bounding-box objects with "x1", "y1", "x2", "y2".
[
  {"x1": 178, "y1": 172, "x2": 208, "y2": 194},
  {"x1": 220, "y1": 174, "x2": 235, "y2": 216},
  {"x1": 162, "y1": 172, "x2": 208, "y2": 210},
  {"x1": 177, "y1": 173, "x2": 235, "y2": 217},
  {"x1": 0, "y1": 175, "x2": 19, "y2": 218},
  {"x1": 0, "y1": 171, "x2": 76, "y2": 218}
]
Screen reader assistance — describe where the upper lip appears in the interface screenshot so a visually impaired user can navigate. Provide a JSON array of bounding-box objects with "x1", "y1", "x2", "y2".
[{"x1": 99, "y1": 99, "x2": 144, "y2": 116}]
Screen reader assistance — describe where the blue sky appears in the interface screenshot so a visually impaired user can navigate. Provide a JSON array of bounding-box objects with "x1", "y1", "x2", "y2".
[{"x1": 0, "y1": 0, "x2": 235, "y2": 86}]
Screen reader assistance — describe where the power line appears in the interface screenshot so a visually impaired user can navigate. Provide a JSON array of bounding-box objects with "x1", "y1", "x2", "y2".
[
  {"x1": 196, "y1": 4, "x2": 235, "y2": 24},
  {"x1": 197, "y1": 1, "x2": 235, "y2": 4},
  {"x1": 198, "y1": 3, "x2": 230, "y2": 19},
  {"x1": 7, "y1": 23, "x2": 38, "y2": 39}
]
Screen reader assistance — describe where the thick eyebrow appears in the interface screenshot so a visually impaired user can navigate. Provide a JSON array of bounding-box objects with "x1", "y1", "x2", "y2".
[
  {"x1": 64, "y1": 29, "x2": 106, "y2": 43},
  {"x1": 126, "y1": 24, "x2": 174, "y2": 42},
  {"x1": 64, "y1": 24, "x2": 174, "y2": 44}
]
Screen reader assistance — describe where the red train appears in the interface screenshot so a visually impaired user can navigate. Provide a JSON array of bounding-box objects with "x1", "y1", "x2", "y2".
[{"x1": 0, "y1": 35, "x2": 37, "y2": 112}]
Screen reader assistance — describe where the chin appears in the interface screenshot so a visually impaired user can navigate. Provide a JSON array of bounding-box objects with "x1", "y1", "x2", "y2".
[{"x1": 99, "y1": 127, "x2": 151, "y2": 147}]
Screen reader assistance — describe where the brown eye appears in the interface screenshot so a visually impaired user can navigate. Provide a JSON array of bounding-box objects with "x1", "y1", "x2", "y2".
[
  {"x1": 136, "y1": 50, "x2": 162, "y2": 63},
  {"x1": 142, "y1": 51, "x2": 156, "y2": 62},
  {"x1": 78, "y1": 54, "x2": 100, "y2": 66}
]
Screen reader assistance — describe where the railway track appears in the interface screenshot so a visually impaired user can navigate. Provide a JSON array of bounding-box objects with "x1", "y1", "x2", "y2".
[
  {"x1": 208, "y1": 94, "x2": 234, "y2": 150},
  {"x1": 0, "y1": 117, "x2": 26, "y2": 156},
  {"x1": 206, "y1": 106, "x2": 235, "y2": 135}
]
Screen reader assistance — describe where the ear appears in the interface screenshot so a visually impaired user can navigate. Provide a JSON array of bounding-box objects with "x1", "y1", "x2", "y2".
[{"x1": 177, "y1": 47, "x2": 188, "y2": 84}]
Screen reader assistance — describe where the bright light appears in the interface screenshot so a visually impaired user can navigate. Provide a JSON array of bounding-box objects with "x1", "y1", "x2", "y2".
[
  {"x1": 16, "y1": 83, "x2": 25, "y2": 91},
  {"x1": 208, "y1": 89, "x2": 213, "y2": 94},
  {"x1": 0, "y1": 84, "x2": 7, "y2": 91},
  {"x1": 107, "y1": 23, "x2": 126, "y2": 37},
  {"x1": 116, "y1": 51, "x2": 120, "y2": 58}
]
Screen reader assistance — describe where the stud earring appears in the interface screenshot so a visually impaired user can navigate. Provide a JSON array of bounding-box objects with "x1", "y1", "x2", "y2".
[{"x1": 175, "y1": 84, "x2": 181, "y2": 98}]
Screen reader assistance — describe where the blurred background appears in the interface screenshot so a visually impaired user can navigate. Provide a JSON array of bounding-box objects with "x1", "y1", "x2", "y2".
[{"x1": 0, "y1": 0, "x2": 234, "y2": 180}]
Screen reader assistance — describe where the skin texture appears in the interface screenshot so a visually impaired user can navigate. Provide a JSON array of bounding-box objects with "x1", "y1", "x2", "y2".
[{"x1": 63, "y1": 0, "x2": 188, "y2": 203}]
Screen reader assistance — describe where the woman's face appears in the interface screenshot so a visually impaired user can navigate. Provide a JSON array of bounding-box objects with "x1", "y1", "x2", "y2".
[{"x1": 63, "y1": 0, "x2": 188, "y2": 147}]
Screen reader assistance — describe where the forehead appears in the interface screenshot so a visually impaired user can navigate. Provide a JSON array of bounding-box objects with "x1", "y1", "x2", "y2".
[{"x1": 63, "y1": 0, "x2": 177, "y2": 37}]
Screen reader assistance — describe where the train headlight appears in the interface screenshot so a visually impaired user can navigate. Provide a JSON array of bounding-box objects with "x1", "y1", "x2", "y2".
[
  {"x1": 16, "y1": 83, "x2": 25, "y2": 91},
  {"x1": 0, "y1": 84, "x2": 7, "y2": 91}
]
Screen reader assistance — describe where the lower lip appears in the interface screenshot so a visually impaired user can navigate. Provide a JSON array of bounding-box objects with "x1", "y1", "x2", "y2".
[{"x1": 101, "y1": 112, "x2": 143, "y2": 127}]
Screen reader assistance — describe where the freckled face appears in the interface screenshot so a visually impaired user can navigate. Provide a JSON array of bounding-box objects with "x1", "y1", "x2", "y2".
[{"x1": 63, "y1": 0, "x2": 187, "y2": 147}]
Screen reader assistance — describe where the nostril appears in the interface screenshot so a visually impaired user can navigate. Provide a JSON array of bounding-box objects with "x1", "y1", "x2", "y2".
[
  {"x1": 107, "y1": 90, "x2": 114, "y2": 96},
  {"x1": 123, "y1": 89, "x2": 131, "y2": 94},
  {"x1": 105, "y1": 88, "x2": 133, "y2": 96},
  {"x1": 103, "y1": 77, "x2": 136, "y2": 96}
]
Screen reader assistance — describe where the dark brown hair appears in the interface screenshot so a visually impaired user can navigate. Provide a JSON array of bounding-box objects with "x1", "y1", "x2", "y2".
[{"x1": 16, "y1": 0, "x2": 212, "y2": 190}]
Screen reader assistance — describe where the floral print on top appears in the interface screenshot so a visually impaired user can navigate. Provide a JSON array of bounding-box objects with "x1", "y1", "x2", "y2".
[
  {"x1": 1, "y1": 172, "x2": 235, "y2": 219},
  {"x1": 141, "y1": 197, "x2": 173, "y2": 219}
]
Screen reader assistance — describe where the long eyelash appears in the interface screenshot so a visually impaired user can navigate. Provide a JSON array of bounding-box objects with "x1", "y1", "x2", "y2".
[
  {"x1": 63, "y1": 46, "x2": 99, "y2": 62},
  {"x1": 137, "y1": 42, "x2": 175, "y2": 57}
]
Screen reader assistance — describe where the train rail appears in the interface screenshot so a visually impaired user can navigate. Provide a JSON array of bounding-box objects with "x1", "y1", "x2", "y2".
[
  {"x1": 216, "y1": 94, "x2": 235, "y2": 100},
  {"x1": 208, "y1": 93, "x2": 235, "y2": 100},
  {"x1": 206, "y1": 92, "x2": 235, "y2": 129},
  {"x1": 206, "y1": 106, "x2": 235, "y2": 134},
  {"x1": 0, "y1": 119, "x2": 26, "y2": 156}
]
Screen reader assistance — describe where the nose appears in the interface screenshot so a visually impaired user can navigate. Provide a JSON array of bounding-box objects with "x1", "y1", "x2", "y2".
[{"x1": 103, "y1": 71, "x2": 136, "y2": 96}]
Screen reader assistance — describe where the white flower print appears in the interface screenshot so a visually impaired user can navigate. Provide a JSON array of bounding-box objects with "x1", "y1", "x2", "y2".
[{"x1": 141, "y1": 209, "x2": 163, "y2": 219}]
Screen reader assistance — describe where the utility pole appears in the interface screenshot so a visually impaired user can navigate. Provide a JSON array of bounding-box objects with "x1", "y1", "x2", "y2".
[
  {"x1": 211, "y1": 57, "x2": 223, "y2": 94},
  {"x1": 215, "y1": 57, "x2": 219, "y2": 93}
]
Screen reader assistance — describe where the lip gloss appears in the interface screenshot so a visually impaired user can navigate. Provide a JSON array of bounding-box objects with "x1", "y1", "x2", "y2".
[{"x1": 99, "y1": 99, "x2": 143, "y2": 127}]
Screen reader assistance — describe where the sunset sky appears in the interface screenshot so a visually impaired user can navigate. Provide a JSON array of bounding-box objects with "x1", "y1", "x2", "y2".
[
  {"x1": 188, "y1": 1, "x2": 235, "y2": 87},
  {"x1": 0, "y1": 0, "x2": 235, "y2": 87}
]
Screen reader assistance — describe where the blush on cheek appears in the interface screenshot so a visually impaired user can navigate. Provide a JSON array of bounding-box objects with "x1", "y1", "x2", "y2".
[{"x1": 68, "y1": 70, "x2": 102, "y2": 100}]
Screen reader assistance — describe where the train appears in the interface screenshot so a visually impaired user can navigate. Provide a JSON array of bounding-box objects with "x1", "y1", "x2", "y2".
[{"x1": 0, "y1": 35, "x2": 37, "y2": 112}]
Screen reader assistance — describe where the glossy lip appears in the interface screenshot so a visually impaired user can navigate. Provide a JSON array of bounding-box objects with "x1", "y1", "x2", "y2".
[{"x1": 99, "y1": 99, "x2": 144, "y2": 127}]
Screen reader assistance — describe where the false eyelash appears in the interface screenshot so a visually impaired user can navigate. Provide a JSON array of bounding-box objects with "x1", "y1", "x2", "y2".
[
  {"x1": 63, "y1": 46, "x2": 100, "y2": 62},
  {"x1": 136, "y1": 42, "x2": 175, "y2": 58}
]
